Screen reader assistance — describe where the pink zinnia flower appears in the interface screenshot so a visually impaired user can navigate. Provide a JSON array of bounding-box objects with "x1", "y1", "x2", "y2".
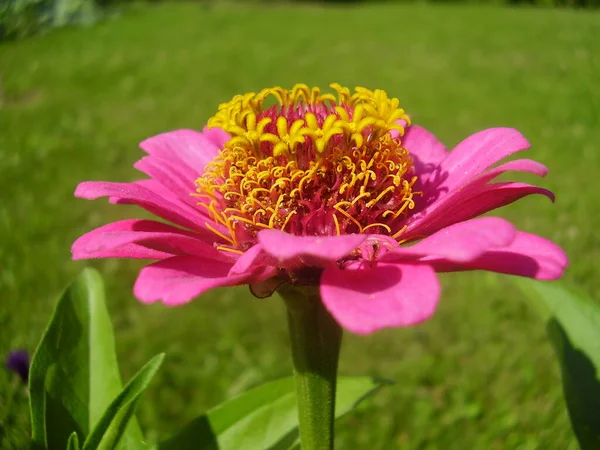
[{"x1": 73, "y1": 84, "x2": 567, "y2": 334}]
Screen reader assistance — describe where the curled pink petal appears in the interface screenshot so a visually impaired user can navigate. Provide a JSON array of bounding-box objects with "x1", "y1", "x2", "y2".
[
  {"x1": 139, "y1": 129, "x2": 220, "y2": 173},
  {"x1": 383, "y1": 217, "x2": 516, "y2": 263},
  {"x1": 411, "y1": 158, "x2": 548, "y2": 223},
  {"x1": 406, "y1": 182, "x2": 554, "y2": 238},
  {"x1": 475, "y1": 158, "x2": 548, "y2": 184},
  {"x1": 321, "y1": 262, "x2": 440, "y2": 334},
  {"x1": 436, "y1": 128, "x2": 530, "y2": 193},
  {"x1": 258, "y1": 229, "x2": 367, "y2": 267},
  {"x1": 75, "y1": 181, "x2": 208, "y2": 233},
  {"x1": 428, "y1": 231, "x2": 568, "y2": 280},
  {"x1": 134, "y1": 256, "x2": 247, "y2": 306},
  {"x1": 72, "y1": 219, "x2": 229, "y2": 261},
  {"x1": 127, "y1": 179, "x2": 223, "y2": 235}
]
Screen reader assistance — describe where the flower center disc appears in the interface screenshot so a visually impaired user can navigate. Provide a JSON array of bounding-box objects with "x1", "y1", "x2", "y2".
[{"x1": 195, "y1": 84, "x2": 418, "y2": 253}]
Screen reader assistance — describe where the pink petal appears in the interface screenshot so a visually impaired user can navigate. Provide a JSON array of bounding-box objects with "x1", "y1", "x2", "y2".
[
  {"x1": 229, "y1": 244, "x2": 275, "y2": 275},
  {"x1": 72, "y1": 219, "x2": 229, "y2": 261},
  {"x1": 139, "y1": 129, "x2": 220, "y2": 173},
  {"x1": 321, "y1": 262, "x2": 440, "y2": 334},
  {"x1": 202, "y1": 126, "x2": 230, "y2": 148},
  {"x1": 409, "y1": 156, "x2": 548, "y2": 228},
  {"x1": 403, "y1": 125, "x2": 449, "y2": 172},
  {"x1": 429, "y1": 231, "x2": 568, "y2": 280},
  {"x1": 436, "y1": 128, "x2": 531, "y2": 193},
  {"x1": 227, "y1": 246, "x2": 280, "y2": 292},
  {"x1": 134, "y1": 156, "x2": 199, "y2": 208},
  {"x1": 406, "y1": 182, "x2": 554, "y2": 238},
  {"x1": 128, "y1": 178, "x2": 182, "y2": 206},
  {"x1": 133, "y1": 179, "x2": 231, "y2": 240},
  {"x1": 257, "y1": 229, "x2": 367, "y2": 267},
  {"x1": 389, "y1": 118, "x2": 408, "y2": 138},
  {"x1": 383, "y1": 217, "x2": 516, "y2": 263},
  {"x1": 134, "y1": 256, "x2": 247, "y2": 306},
  {"x1": 75, "y1": 181, "x2": 209, "y2": 233},
  {"x1": 448, "y1": 181, "x2": 554, "y2": 223},
  {"x1": 475, "y1": 158, "x2": 548, "y2": 185}
]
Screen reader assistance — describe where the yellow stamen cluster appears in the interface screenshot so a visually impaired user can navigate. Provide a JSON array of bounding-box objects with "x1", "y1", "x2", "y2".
[
  {"x1": 208, "y1": 83, "x2": 410, "y2": 158},
  {"x1": 195, "y1": 84, "x2": 418, "y2": 252}
]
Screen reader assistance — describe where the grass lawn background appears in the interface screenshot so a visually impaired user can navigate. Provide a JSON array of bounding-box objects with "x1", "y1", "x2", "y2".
[{"x1": 1, "y1": 2, "x2": 599, "y2": 448}]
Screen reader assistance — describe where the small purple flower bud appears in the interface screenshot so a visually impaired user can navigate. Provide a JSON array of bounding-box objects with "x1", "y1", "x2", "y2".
[{"x1": 6, "y1": 350, "x2": 30, "y2": 383}]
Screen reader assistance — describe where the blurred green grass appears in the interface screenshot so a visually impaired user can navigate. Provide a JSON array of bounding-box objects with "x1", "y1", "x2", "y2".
[{"x1": 1, "y1": 2, "x2": 599, "y2": 448}]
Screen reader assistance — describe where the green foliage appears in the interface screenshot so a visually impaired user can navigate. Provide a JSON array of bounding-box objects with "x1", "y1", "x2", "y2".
[
  {"x1": 1, "y1": 0, "x2": 596, "y2": 42},
  {"x1": 25, "y1": 268, "x2": 383, "y2": 449},
  {"x1": 28, "y1": 268, "x2": 161, "y2": 449},
  {"x1": 82, "y1": 354, "x2": 164, "y2": 450},
  {"x1": 515, "y1": 279, "x2": 600, "y2": 449},
  {"x1": 160, "y1": 376, "x2": 383, "y2": 450},
  {"x1": 67, "y1": 432, "x2": 81, "y2": 450},
  {"x1": 0, "y1": 0, "x2": 100, "y2": 41}
]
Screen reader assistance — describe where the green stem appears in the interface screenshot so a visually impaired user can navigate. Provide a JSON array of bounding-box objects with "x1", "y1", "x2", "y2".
[{"x1": 280, "y1": 286, "x2": 343, "y2": 450}]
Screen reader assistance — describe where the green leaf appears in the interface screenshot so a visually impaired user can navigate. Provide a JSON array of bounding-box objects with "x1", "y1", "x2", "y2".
[
  {"x1": 83, "y1": 354, "x2": 164, "y2": 450},
  {"x1": 67, "y1": 432, "x2": 80, "y2": 450},
  {"x1": 29, "y1": 268, "x2": 144, "y2": 449},
  {"x1": 159, "y1": 376, "x2": 385, "y2": 450},
  {"x1": 52, "y1": 0, "x2": 82, "y2": 27},
  {"x1": 514, "y1": 278, "x2": 600, "y2": 449}
]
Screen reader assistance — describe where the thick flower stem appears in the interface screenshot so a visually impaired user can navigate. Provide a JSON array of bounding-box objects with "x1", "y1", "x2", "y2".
[{"x1": 280, "y1": 287, "x2": 343, "y2": 450}]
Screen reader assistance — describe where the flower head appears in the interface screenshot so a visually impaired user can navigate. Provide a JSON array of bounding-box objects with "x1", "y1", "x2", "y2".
[
  {"x1": 196, "y1": 84, "x2": 415, "y2": 251},
  {"x1": 73, "y1": 84, "x2": 568, "y2": 334}
]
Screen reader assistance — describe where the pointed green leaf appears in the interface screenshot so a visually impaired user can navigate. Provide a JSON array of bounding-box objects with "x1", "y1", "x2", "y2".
[
  {"x1": 514, "y1": 278, "x2": 600, "y2": 449},
  {"x1": 67, "y1": 432, "x2": 81, "y2": 450},
  {"x1": 29, "y1": 268, "x2": 144, "y2": 449},
  {"x1": 83, "y1": 354, "x2": 164, "y2": 450},
  {"x1": 159, "y1": 376, "x2": 385, "y2": 450}
]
